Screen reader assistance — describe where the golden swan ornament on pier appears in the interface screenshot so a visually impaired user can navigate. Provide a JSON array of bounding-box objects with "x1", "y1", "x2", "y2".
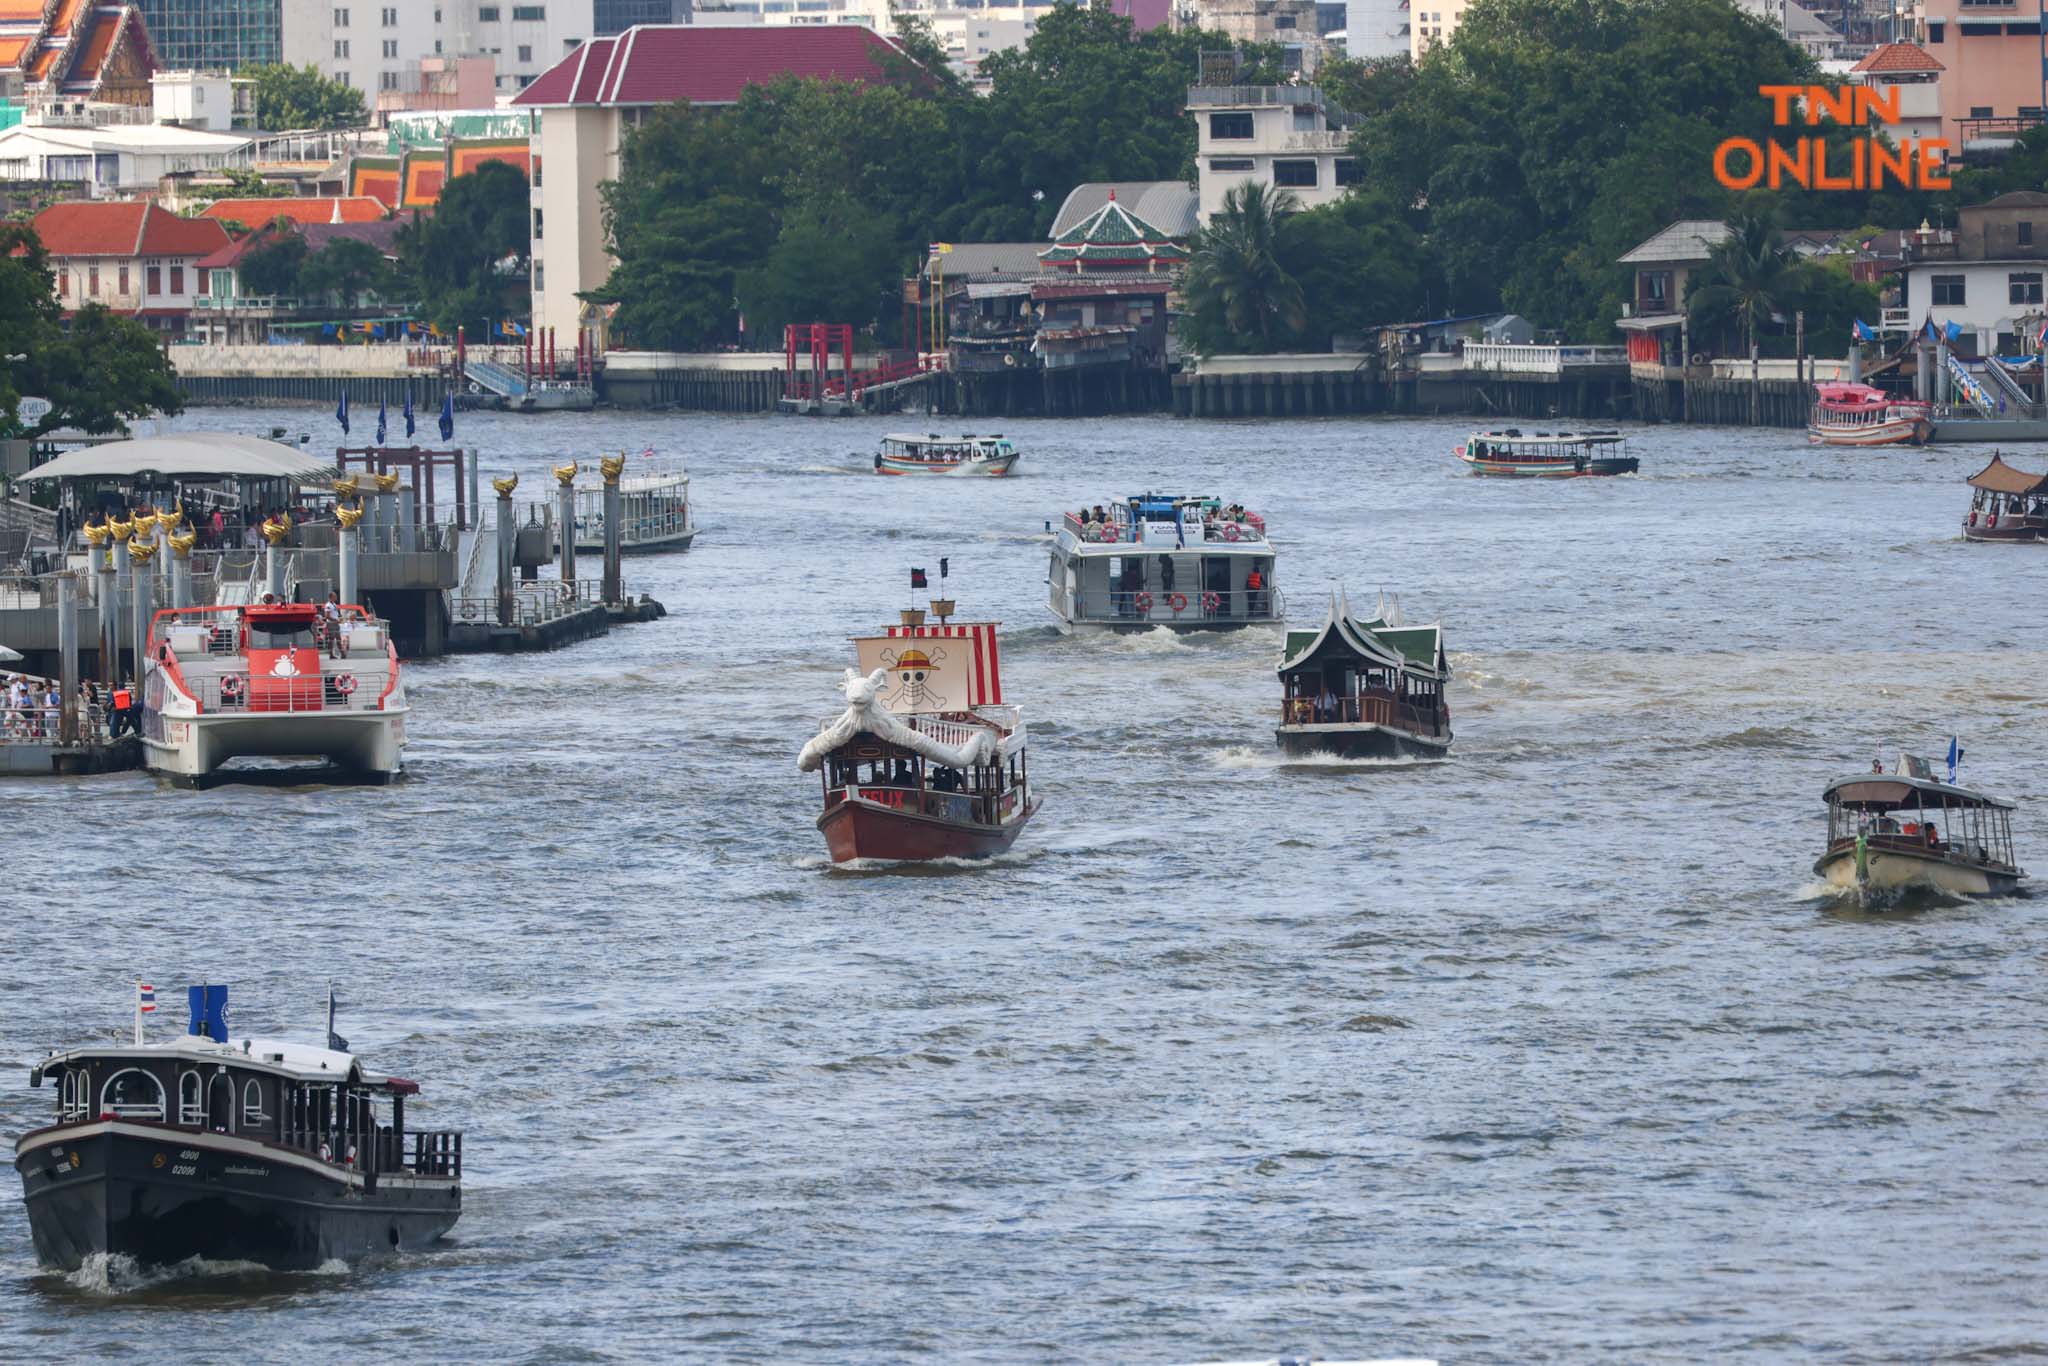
[
  {"x1": 335, "y1": 502, "x2": 364, "y2": 529},
  {"x1": 373, "y1": 472, "x2": 400, "y2": 493},
  {"x1": 334, "y1": 476, "x2": 361, "y2": 498},
  {"x1": 127, "y1": 539, "x2": 157, "y2": 565},
  {"x1": 169, "y1": 529, "x2": 196, "y2": 556},
  {"x1": 553, "y1": 462, "x2": 578, "y2": 486},
  {"x1": 260, "y1": 518, "x2": 292, "y2": 546},
  {"x1": 600, "y1": 454, "x2": 625, "y2": 484},
  {"x1": 161, "y1": 503, "x2": 184, "y2": 530},
  {"x1": 81, "y1": 524, "x2": 107, "y2": 547},
  {"x1": 107, "y1": 517, "x2": 133, "y2": 542},
  {"x1": 131, "y1": 510, "x2": 158, "y2": 536},
  {"x1": 491, "y1": 474, "x2": 519, "y2": 496}
]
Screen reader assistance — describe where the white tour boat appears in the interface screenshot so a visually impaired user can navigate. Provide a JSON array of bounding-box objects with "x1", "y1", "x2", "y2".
[
  {"x1": 1047, "y1": 494, "x2": 1279, "y2": 633},
  {"x1": 140, "y1": 600, "x2": 408, "y2": 785},
  {"x1": 1815, "y1": 753, "x2": 2026, "y2": 898},
  {"x1": 1457, "y1": 429, "x2": 1638, "y2": 477},
  {"x1": 567, "y1": 462, "x2": 696, "y2": 554},
  {"x1": 873, "y1": 433, "x2": 1019, "y2": 477}
]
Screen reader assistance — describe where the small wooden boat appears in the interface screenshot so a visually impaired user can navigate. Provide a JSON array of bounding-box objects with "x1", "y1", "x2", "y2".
[
  {"x1": 799, "y1": 594, "x2": 1037, "y2": 862},
  {"x1": 1276, "y1": 593, "x2": 1451, "y2": 759},
  {"x1": 1457, "y1": 429, "x2": 1638, "y2": 477},
  {"x1": 1815, "y1": 753, "x2": 2026, "y2": 898},
  {"x1": 1807, "y1": 381, "x2": 1932, "y2": 446},
  {"x1": 873, "y1": 433, "x2": 1018, "y2": 477},
  {"x1": 1963, "y1": 453, "x2": 2048, "y2": 542},
  {"x1": 15, "y1": 986, "x2": 462, "y2": 1272}
]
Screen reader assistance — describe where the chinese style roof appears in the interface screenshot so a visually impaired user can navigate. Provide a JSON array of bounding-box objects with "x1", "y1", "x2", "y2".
[
  {"x1": 1967, "y1": 453, "x2": 2048, "y2": 496},
  {"x1": 1852, "y1": 42, "x2": 1943, "y2": 74},
  {"x1": 512, "y1": 24, "x2": 909, "y2": 109},
  {"x1": 30, "y1": 200, "x2": 227, "y2": 258},
  {"x1": 200, "y1": 197, "x2": 388, "y2": 227},
  {"x1": 1038, "y1": 195, "x2": 1189, "y2": 268},
  {"x1": 1049, "y1": 182, "x2": 1199, "y2": 239}
]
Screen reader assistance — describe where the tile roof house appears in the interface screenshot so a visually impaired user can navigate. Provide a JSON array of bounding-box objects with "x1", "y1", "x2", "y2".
[
  {"x1": 199, "y1": 197, "x2": 389, "y2": 228},
  {"x1": 31, "y1": 199, "x2": 229, "y2": 337},
  {"x1": 508, "y1": 24, "x2": 918, "y2": 347}
]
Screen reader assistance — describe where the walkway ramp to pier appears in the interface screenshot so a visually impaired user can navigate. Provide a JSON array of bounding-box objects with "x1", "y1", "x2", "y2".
[
  {"x1": 1947, "y1": 353, "x2": 1998, "y2": 417},
  {"x1": 1981, "y1": 356, "x2": 2036, "y2": 415},
  {"x1": 464, "y1": 359, "x2": 530, "y2": 401},
  {"x1": 454, "y1": 522, "x2": 498, "y2": 601}
]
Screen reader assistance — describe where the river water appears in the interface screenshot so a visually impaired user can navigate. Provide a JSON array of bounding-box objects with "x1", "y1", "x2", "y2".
[{"x1": 3, "y1": 409, "x2": 2044, "y2": 1362}]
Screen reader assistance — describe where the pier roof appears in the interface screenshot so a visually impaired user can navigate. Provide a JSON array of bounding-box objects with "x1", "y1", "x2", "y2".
[{"x1": 19, "y1": 433, "x2": 334, "y2": 484}]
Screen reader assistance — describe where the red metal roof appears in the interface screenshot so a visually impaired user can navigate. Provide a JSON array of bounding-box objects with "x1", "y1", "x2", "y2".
[
  {"x1": 512, "y1": 24, "x2": 907, "y2": 108},
  {"x1": 200, "y1": 197, "x2": 387, "y2": 226},
  {"x1": 1852, "y1": 42, "x2": 1944, "y2": 74},
  {"x1": 32, "y1": 201, "x2": 230, "y2": 258}
]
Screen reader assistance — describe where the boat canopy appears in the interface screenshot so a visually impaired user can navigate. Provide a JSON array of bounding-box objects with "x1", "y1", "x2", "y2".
[
  {"x1": 1966, "y1": 453, "x2": 2048, "y2": 496},
  {"x1": 1814, "y1": 381, "x2": 1890, "y2": 404},
  {"x1": 27, "y1": 1035, "x2": 410, "y2": 1089},
  {"x1": 1821, "y1": 774, "x2": 2014, "y2": 812},
  {"x1": 1471, "y1": 428, "x2": 1625, "y2": 447},
  {"x1": 17, "y1": 433, "x2": 336, "y2": 485},
  {"x1": 1279, "y1": 595, "x2": 1443, "y2": 678}
]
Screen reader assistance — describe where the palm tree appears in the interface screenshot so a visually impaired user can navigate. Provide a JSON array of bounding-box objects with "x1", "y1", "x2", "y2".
[
  {"x1": 1688, "y1": 210, "x2": 1800, "y2": 425},
  {"x1": 1184, "y1": 182, "x2": 1307, "y2": 354}
]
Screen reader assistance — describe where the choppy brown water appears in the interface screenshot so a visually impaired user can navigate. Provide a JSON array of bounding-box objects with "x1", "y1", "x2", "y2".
[{"x1": 3, "y1": 409, "x2": 2045, "y2": 1362}]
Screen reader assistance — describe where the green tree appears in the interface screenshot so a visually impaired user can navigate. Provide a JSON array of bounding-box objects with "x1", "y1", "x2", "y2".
[
  {"x1": 1688, "y1": 208, "x2": 1800, "y2": 422},
  {"x1": 0, "y1": 226, "x2": 183, "y2": 439},
  {"x1": 1277, "y1": 190, "x2": 1428, "y2": 346},
  {"x1": 246, "y1": 63, "x2": 368, "y2": 131},
  {"x1": 737, "y1": 194, "x2": 906, "y2": 345},
  {"x1": 298, "y1": 237, "x2": 393, "y2": 306},
  {"x1": 237, "y1": 233, "x2": 309, "y2": 298},
  {"x1": 1183, "y1": 182, "x2": 1306, "y2": 354},
  {"x1": 398, "y1": 162, "x2": 532, "y2": 336},
  {"x1": 183, "y1": 167, "x2": 296, "y2": 209}
]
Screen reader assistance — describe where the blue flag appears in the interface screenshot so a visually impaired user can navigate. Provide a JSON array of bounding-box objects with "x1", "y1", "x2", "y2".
[
  {"x1": 1947, "y1": 735, "x2": 1963, "y2": 783},
  {"x1": 336, "y1": 389, "x2": 349, "y2": 434},
  {"x1": 403, "y1": 385, "x2": 416, "y2": 439},
  {"x1": 187, "y1": 985, "x2": 230, "y2": 1043},
  {"x1": 1945, "y1": 320, "x2": 1962, "y2": 343},
  {"x1": 376, "y1": 399, "x2": 387, "y2": 446},
  {"x1": 438, "y1": 391, "x2": 454, "y2": 442},
  {"x1": 1852, "y1": 319, "x2": 1876, "y2": 342}
]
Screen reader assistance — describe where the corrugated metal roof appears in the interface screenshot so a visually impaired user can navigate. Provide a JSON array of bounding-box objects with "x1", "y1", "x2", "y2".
[
  {"x1": 1618, "y1": 220, "x2": 1731, "y2": 265},
  {"x1": 1049, "y1": 182, "x2": 1199, "y2": 239}
]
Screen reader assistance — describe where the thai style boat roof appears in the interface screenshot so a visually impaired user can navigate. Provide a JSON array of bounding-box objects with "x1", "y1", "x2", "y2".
[
  {"x1": 1281, "y1": 595, "x2": 1443, "y2": 676},
  {"x1": 1822, "y1": 773, "x2": 2013, "y2": 811},
  {"x1": 1967, "y1": 452, "x2": 2048, "y2": 496}
]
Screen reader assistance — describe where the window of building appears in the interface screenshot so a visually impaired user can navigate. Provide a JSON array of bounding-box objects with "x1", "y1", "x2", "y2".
[
  {"x1": 197, "y1": 267, "x2": 211, "y2": 294},
  {"x1": 57, "y1": 269, "x2": 67, "y2": 297},
  {"x1": 335, "y1": 38, "x2": 350, "y2": 57},
  {"x1": 1272, "y1": 159, "x2": 1318, "y2": 187},
  {"x1": 1209, "y1": 112, "x2": 1253, "y2": 140},
  {"x1": 1274, "y1": 13, "x2": 1295, "y2": 26},
  {"x1": 383, "y1": 39, "x2": 398, "y2": 57},
  {"x1": 381, "y1": 70, "x2": 400, "y2": 90},
  {"x1": 382, "y1": 5, "x2": 397, "y2": 22},
  {"x1": 479, "y1": 5, "x2": 501, "y2": 18},
  {"x1": 532, "y1": 207, "x2": 544, "y2": 239},
  {"x1": 334, "y1": 6, "x2": 350, "y2": 25},
  {"x1": 171, "y1": 266, "x2": 183, "y2": 293},
  {"x1": 339, "y1": 71, "x2": 351, "y2": 86},
  {"x1": 146, "y1": 265, "x2": 161, "y2": 295},
  {"x1": 534, "y1": 261, "x2": 544, "y2": 293},
  {"x1": 513, "y1": 4, "x2": 547, "y2": 16},
  {"x1": 2023, "y1": 221, "x2": 2036, "y2": 246},
  {"x1": 1970, "y1": 105, "x2": 1993, "y2": 118},
  {"x1": 518, "y1": 44, "x2": 533, "y2": 62},
  {"x1": 1208, "y1": 157, "x2": 1254, "y2": 171},
  {"x1": 118, "y1": 266, "x2": 129, "y2": 295},
  {"x1": 1932, "y1": 274, "x2": 1966, "y2": 305},
  {"x1": 88, "y1": 266, "x2": 99, "y2": 296},
  {"x1": 1334, "y1": 158, "x2": 1358, "y2": 186},
  {"x1": 1928, "y1": 21, "x2": 1945, "y2": 40},
  {"x1": 2010, "y1": 271, "x2": 2042, "y2": 303}
]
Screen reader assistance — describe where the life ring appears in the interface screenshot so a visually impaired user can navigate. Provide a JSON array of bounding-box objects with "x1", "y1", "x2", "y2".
[
  {"x1": 334, "y1": 673, "x2": 357, "y2": 695},
  {"x1": 1989, "y1": 512, "x2": 1999, "y2": 528},
  {"x1": 1968, "y1": 511, "x2": 1978, "y2": 526},
  {"x1": 1223, "y1": 524, "x2": 1241, "y2": 542},
  {"x1": 1133, "y1": 591, "x2": 1153, "y2": 613},
  {"x1": 1202, "y1": 591, "x2": 1220, "y2": 612},
  {"x1": 1169, "y1": 592, "x2": 1188, "y2": 614},
  {"x1": 319, "y1": 1142, "x2": 333, "y2": 1162}
]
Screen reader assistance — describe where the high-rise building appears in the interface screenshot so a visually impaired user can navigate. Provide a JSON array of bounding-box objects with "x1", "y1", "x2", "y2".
[
  {"x1": 596, "y1": 0, "x2": 678, "y2": 34},
  {"x1": 135, "y1": 0, "x2": 285, "y2": 70}
]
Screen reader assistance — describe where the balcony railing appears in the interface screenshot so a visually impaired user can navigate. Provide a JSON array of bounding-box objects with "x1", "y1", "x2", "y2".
[{"x1": 1463, "y1": 343, "x2": 1628, "y2": 374}]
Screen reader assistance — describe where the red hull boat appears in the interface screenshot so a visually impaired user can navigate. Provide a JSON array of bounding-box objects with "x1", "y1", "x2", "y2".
[{"x1": 799, "y1": 596, "x2": 1037, "y2": 865}]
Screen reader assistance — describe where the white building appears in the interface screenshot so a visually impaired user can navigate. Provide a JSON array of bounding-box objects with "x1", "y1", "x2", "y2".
[
  {"x1": 1344, "y1": 0, "x2": 1408, "y2": 59},
  {"x1": 1899, "y1": 193, "x2": 2048, "y2": 357},
  {"x1": 1189, "y1": 83, "x2": 1355, "y2": 224},
  {"x1": 150, "y1": 72, "x2": 256, "y2": 133},
  {"x1": 0, "y1": 122, "x2": 253, "y2": 197},
  {"x1": 282, "y1": 0, "x2": 599, "y2": 101}
]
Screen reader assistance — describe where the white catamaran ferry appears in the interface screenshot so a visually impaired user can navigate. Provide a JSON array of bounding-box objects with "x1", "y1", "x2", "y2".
[
  {"x1": 1047, "y1": 494, "x2": 1279, "y2": 633},
  {"x1": 874, "y1": 434, "x2": 1019, "y2": 477}
]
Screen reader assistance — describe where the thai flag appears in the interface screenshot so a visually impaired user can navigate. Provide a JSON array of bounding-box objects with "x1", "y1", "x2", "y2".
[
  {"x1": 640, "y1": 445, "x2": 655, "y2": 459},
  {"x1": 138, "y1": 983, "x2": 156, "y2": 1014}
]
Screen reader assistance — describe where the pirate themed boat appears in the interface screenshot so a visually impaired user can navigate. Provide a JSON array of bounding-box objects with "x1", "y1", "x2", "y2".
[
  {"x1": 1962, "y1": 453, "x2": 2048, "y2": 543},
  {"x1": 1276, "y1": 593, "x2": 1452, "y2": 759},
  {"x1": 798, "y1": 579, "x2": 1037, "y2": 862},
  {"x1": 1815, "y1": 750, "x2": 2026, "y2": 898},
  {"x1": 140, "y1": 599, "x2": 408, "y2": 786},
  {"x1": 1457, "y1": 429, "x2": 1639, "y2": 477},
  {"x1": 1048, "y1": 494, "x2": 1279, "y2": 633},
  {"x1": 873, "y1": 433, "x2": 1019, "y2": 476},
  {"x1": 15, "y1": 985, "x2": 462, "y2": 1273},
  {"x1": 1807, "y1": 381, "x2": 1933, "y2": 446}
]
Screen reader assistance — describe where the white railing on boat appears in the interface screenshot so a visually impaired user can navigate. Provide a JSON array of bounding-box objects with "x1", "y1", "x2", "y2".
[
  {"x1": 1069, "y1": 588, "x2": 1285, "y2": 624},
  {"x1": 1062, "y1": 512, "x2": 1269, "y2": 545},
  {"x1": 183, "y1": 671, "x2": 395, "y2": 714},
  {"x1": 908, "y1": 714, "x2": 984, "y2": 750}
]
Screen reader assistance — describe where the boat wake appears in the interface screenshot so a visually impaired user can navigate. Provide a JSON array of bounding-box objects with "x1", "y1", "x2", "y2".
[
  {"x1": 57, "y1": 1252, "x2": 351, "y2": 1296},
  {"x1": 1209, "y1": 744, "x2": 1444, "y2": 772},
  {"x1": 793, "y1": 848, "x2": 1044, "y2": 875}
]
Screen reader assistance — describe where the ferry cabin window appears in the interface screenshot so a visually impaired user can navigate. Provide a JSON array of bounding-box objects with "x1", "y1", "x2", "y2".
[
  {"x1": 2011, "y1": 272, "x2": 2043, "y2": 305},
  {"x1": 244, "y1": 1079, "x2": 265, "y2": 1126},
  {"x1": 1209, "y1": 112, "x2": 1253, "y2": 140},
  {"x1": 1931, "y1": 275, "x2": 1966, "y2": 306},
  {"x1": 1273, "y1": 159, "x2": 1318, "y2": 188},
  {"x1": 250, "y1": 623, "x2": 317, "y2": 650},
  {"x1": 179, "y1": 1070, "x2": 204, "y2": 1124},
  {"x1": 102, "y1": 1068, "x2": 166, "y2": 1120}
]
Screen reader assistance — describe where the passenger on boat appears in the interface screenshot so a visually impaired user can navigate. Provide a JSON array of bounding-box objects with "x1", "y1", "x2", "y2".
[
  {"x1": 1247, "y1": 567, "x2": 1266, "y2": 616},
  {"x1": 1315, "y1": 682, "x2": 1337, "y2": 722}
]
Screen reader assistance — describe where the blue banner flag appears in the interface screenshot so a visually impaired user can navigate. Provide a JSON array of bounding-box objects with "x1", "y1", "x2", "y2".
[
  {"x1": 336, "y1": 389, "x2": 349, "y2": 434},
  {"x1": 1945, "y1": 320, "x2": 1962, "y2": 342},
  {"x1": 376, "y1": 399, "x2": 387, "y2": 446},
  {"x1": 1947, "y1": 735, "x2": 1964, "y2": 783},
  {"x1": 1852, "y1": 319, "x2": 1876, "y2": 342},
  {"x1": 403, "y1": 385, "x2": 416, "y2": 439},
  {"x1": 438, "y1": 392, "x2": 454, "y2": 442},
  {"x1": 187, "y1": 985, "x2": 230, "y2": 1043}
]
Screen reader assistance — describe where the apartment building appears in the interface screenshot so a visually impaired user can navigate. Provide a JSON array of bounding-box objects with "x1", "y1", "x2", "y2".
[{"x1": 1188, "y1": 82, "x2": 1355, "y2": 224}]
